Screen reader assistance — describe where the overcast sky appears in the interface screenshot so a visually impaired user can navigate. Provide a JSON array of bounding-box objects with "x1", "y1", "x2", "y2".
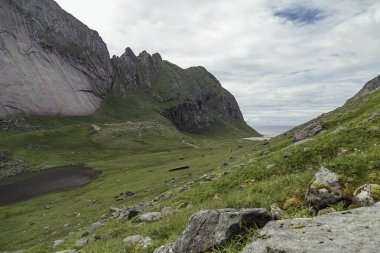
[{"x1": 56, "y1": 0, "x2": 380, "y2": 127}]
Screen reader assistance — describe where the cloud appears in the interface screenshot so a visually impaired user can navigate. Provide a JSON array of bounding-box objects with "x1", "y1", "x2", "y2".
[{"x1": 55, "y1": 0, "x2": 380, "y2": 127}]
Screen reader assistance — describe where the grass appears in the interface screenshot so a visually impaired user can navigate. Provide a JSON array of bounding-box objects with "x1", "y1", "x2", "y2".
[{"x1": 0, "y1": 90, "x2": 379, "y2": 252}]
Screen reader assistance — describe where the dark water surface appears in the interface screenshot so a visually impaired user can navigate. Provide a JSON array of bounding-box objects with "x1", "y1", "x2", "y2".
[{"x1": 0, "y1": 166, "x2": 100, "y2": 206}]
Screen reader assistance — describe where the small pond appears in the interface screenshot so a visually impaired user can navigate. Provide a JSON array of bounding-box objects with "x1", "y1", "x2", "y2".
[{"x1": 0, "y1": 166, "x2": 100, "y2": 206}]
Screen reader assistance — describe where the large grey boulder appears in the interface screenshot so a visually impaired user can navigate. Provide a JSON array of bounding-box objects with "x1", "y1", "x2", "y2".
[
  {"x1": 139, "y1": 212, "x2": 162, "y2": 222},
  {"x1": 293, "y1": 122, "x2": 323, "y2": 142},
  {"x1": 242, "y1": 203, "x2": 380, "y2": 253},
  {"x1": 85, "y1": 222, "x2": 104, "y2": 234},
  {"x1": 122, "y1": 235, "x2": 153, "y2": 248},
  {"x1": 171, "y1": 208, "x2": 271, "y2": 253},
  {"x1": 0, "y1": 0, "x2": 113, "y2": 118},
  {"x1": 305, "y1": 167, "x2": 343, "y2": 209}
]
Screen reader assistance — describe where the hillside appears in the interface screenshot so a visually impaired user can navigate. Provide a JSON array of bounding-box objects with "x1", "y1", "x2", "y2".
[{"x1": 0, "y1": 72, "x2": 379, "y2": 252}]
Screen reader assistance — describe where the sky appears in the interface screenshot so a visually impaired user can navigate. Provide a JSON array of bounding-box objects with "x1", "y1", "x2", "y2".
[{"x1": 55, "y1": 0, "x2": 380, "y2": 127}]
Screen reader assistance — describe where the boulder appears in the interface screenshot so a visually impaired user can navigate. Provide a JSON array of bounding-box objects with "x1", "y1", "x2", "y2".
[
  {"x1": 293, "y1": 122, "x2": 323, "y2": 142},
  {"x1": 123, "y1": 235, "x2": 153, "y2": 248},
  {"x1": 53, "y1": 239, "x2": 65, "y2": 248},
  {"x1": 139, "y1": 212, "x2": 162, "y2": 222},
  {"x1": 352, "y1": 184, "x2": 380, "y2": 207},
  {"x1": 172, "y1": 208, "x2": 271, "y2": 253},
  {"x1": 242, "y1": 203, "x2": 380, "y2": 253},
  {"x1": 85, "y1": 222, "x2": 104, "y2": 234},
  {"x1": 75, "y1": 238, "x2": 88, "y2": 248},
  {"x1": 153, "y1": 244, "x2": 174, "y2": 253},
  {"x1": 305, "y1": 167, "x2": 343, "y2": 209}
]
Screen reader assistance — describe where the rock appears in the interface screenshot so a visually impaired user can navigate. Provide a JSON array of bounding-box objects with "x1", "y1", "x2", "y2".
[
  {"x1": 242, "y1": 203, "x2": 380, "y2": 253},
  {"x1": 283, "y1": 152, "x2": 292, "y2": 157},
  {"x1": 305, "y1": 167, "x2": 343, "y2": 209},
  {"x1": 352, "y1": 184, "x2": 380, "y2": 207},
  {"x1": 63, "y1": 223, "x2": 72, "y2": 231},
  {"x1": 53, "y1": 239, "x2": 65, "y2": 248},
  {"x1": 270, "y1": 204, "x2": 285, "y2": 220},
  {"x1": 139, "y1": 212, "x2": 162, "y2": 222},
  {"x1": 231, "y1": 164, "x2": 245, "y2": 171},
  {"x1": 165, "y1": 178, "x2": 175, "y2": 185},
  {"x1": 220, "y1": 162, "x2": 228, "y2": 168},
  {"x1": 161, "y1": 207, "x2": 176, "y2": 217},
  {"x1": 172, "y1": 208, "x2": 271, "y2": 253},
  {"x1": 169, "y1": 165, "x2": 190, "y2": 172},
  {"x1": 0, "y1": 0, "x2": 113, "y2": 118},
  {"x1": 265, "y1": 164, "x2": 275, "y2": 170},
  {"x1": 75, "y1": 238, "x2": 88, "y2": 248},
  {"x1": 94, "y1": 234, "x2": 112, "y2": 240},
  {"x1": 114, "y1": 191, "x2": 137, "y2": 201},
  {"x1": 123, "y1": 235, "x2": 153, "y2": 248},
  {"x1": 293, "y1": 122, "x2": 323, "y2": 142},
  {"x1": 153, "y1": 244, "x2": 174, "y2": 253},
  {"x1": 364, "y1": 112, "x2": 380, "y2": 122},
  {"x1": 85, "y1": 222, "x2": 104, "y2": 234}
]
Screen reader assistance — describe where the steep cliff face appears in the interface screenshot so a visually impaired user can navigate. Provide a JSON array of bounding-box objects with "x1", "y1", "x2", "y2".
[
  {"x1": 0, "y1": 0, "x2": 113, "y2": 118},
  {"x1": 112, "y1": 48, "x2": 251, "y2": 133}
]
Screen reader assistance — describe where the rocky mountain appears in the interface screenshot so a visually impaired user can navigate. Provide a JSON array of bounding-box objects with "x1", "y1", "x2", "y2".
[
  {"x1": 0, "y1": 0, "x2": 113, "y2": 118},
  {"x1": 111, "y1": 48, "x2": 252, "y2": 133},
  {"x1": 348, "y1": 75, "x2": 380, "y2": 102},
  {"x1": 0, "y1": 0, "x2": 255, "y2": 135}
]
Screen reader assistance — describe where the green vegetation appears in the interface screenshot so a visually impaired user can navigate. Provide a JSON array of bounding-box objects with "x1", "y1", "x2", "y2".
[{"x1": 0, "y1": 90, "x2": 380, "y2": 252}]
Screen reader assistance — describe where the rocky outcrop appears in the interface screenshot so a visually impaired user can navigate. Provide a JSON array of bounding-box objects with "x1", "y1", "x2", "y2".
[
  {"x1": 348, "y1": 75, "x2": 380, "y2": 102},
  {"x1": 242, "y1": 203, "x2": 380, "y2": 253},
  {"x1": 111, "y1": 48, "x2": 254, "y2": 133},
  {"x1": 170, "y1": 208, "x2": 271, "y2": 253},
  {"x1": 293, "y1": 122, "x2": 323, "y2": 142},
  {"x1": 0, "y1": 0, "x2": 113, "y2": 118},
  {"x1": 305, "y1": 167, "x2": 343, "y2": 209}
]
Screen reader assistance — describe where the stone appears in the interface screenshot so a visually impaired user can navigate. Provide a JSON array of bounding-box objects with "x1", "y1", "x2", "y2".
[
  {"x1": 265, "y1": 164, "x2": 275, "y2": 170},
  {"x1": 270, "y1": 204, "x2": 285, "y2": 220},
  {"x1": 305, "y1": 167, "x2": 343, "y2": 209},
  {"x1": 283, "y1": 152, "x2": 292, "y2": 157},
  {"x1": 63, "y1": 223, "x2": 72, "y2": 231},
  {"x1": 242, "y1": 203, "x2": 380, "y2": 253},
  {"x1": 172, "y1": 208, "x2": 271, "y2": 253},
  {"x1": 293, "y1": 122, "x2": 323, "y2": 142},
  {"x1": 352, "y1": 184, "x2": 380, "y2": 207},
  {"x1": 85, "y1": 222, "x2": 104, "y2": 234},
  {"x1": 161, "y1": 207, "x2": 176, "y2": 217},
  {"x1": 169, "y1": 165, "x2": 190, "y2": 172},
  {"x1": 153, "y1": 244, "x2": 174, "y2": 253},
  {"x1": 123, "y1": 235, "x2": 153, "y2": 248},
  {"x1": 75, "y1": 238, "x2": 88, "y2": 248},
  {"x1": 139, "y1": 212, "x2": 162, "y2": 222},
  {"x1": 53, "y1": 239, "x2": 65, "y2": 248},
  {"x1": 114, "y1": 191, "x2": 137, "y2": 201}
]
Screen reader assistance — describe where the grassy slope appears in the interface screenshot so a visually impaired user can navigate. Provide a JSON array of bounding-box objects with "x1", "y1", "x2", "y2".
[{"x1": 0, "y1": 90, "x2": 379, "y2": 252}]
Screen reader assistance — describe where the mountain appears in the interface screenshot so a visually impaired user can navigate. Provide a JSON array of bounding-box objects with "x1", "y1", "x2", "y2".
[
  {"x1": 348, "y1": 75, "x2": 380, "y2": 102},
  {"x1": 0, "y1": 0, "x2": 256, "y2": 135},
  {"x1": 0, "y1": 0, "x2": 113, "y2": 117}
]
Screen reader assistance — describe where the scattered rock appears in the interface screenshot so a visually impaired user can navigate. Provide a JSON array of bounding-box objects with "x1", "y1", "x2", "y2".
[
  {"x1": 364, "y1": 112, "x2": 380, "y2": 122},
  {"x1": 352, "y1": 184, "x2": 380, "y2": 207},
  {"x1": 305, "y1": 167, "x2": 343, "y2": 209},
  {"x1": 242, "y1": 203, "x2": 380, "y2": 253},
  {"x1": 270, "y1": 204, "x2": 285, "y2": 220},
  {"x1": 139, "y1": 212, "x2": 162, "y2": 222},
  {"x1": 63, "y1": 223, "x2": 72, "y2": 231},
  {"x1": 293, "y1": 122, "x2": 323, "y2": 142},
  {"x1": 153, "y1": 244, "x2": 174, "y2": 253},
  {"x1": 219, "y1": 162, "x2": 228, "y2": 168},
  {"x1": 85, "y1": 222, "x2": 104, "y2": 234},
  {"x1": 53, "y1": 239, "x2": 65, "y2": 248},
  {"x1": 169, "y1": 165, "x2": 190, "y2": 172},
  {"x1": 75, "y1": 238, "x2": 88, "y2": 248},
  {"x1": 172, "y1": 208, "x2": 271, "y2": 253},
  {"x1": 165, "y1": 178, "x2": 176, "y2": 185},
  {"x1": 123, "y1": 235, "x2": 153, "y2": 248},
  {"x1": 283, "y1": 152, "x2": 292, "y2": 157},
  {"x1": 114, "y1": 191, "x2": 137, "y2": 201},
  {"x1": 265, "y1": 164, "x2": 275, "y2": 170},
  {"x1": 161, "y1": 207, "x2": 177, "y2": 217}
]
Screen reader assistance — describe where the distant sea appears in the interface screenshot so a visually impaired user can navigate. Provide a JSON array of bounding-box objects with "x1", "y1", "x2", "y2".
[{"x1": 251, "y1": 125, "x2": 295, "y2": 136}]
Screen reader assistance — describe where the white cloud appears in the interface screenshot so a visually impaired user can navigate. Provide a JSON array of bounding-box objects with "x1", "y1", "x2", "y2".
[{"x1": 55, "y1": 0, "x2": 380, "y2": 127}]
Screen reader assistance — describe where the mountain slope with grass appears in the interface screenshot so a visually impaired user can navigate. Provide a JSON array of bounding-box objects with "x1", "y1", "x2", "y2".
[{"x1": 0, "y1": 73, "x2": 379, "y2": 252}]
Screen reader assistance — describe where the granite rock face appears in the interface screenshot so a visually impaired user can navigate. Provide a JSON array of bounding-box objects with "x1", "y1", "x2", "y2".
[
  {"x1": 0, "y1": 0, "x2": 113, "y2": 118},
  {"x1": 111, "y1": 48, "x2": 251, "y2": 133},
  {"x1": 242, "y1": 203, "x2": 380, "y2": 253}
]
